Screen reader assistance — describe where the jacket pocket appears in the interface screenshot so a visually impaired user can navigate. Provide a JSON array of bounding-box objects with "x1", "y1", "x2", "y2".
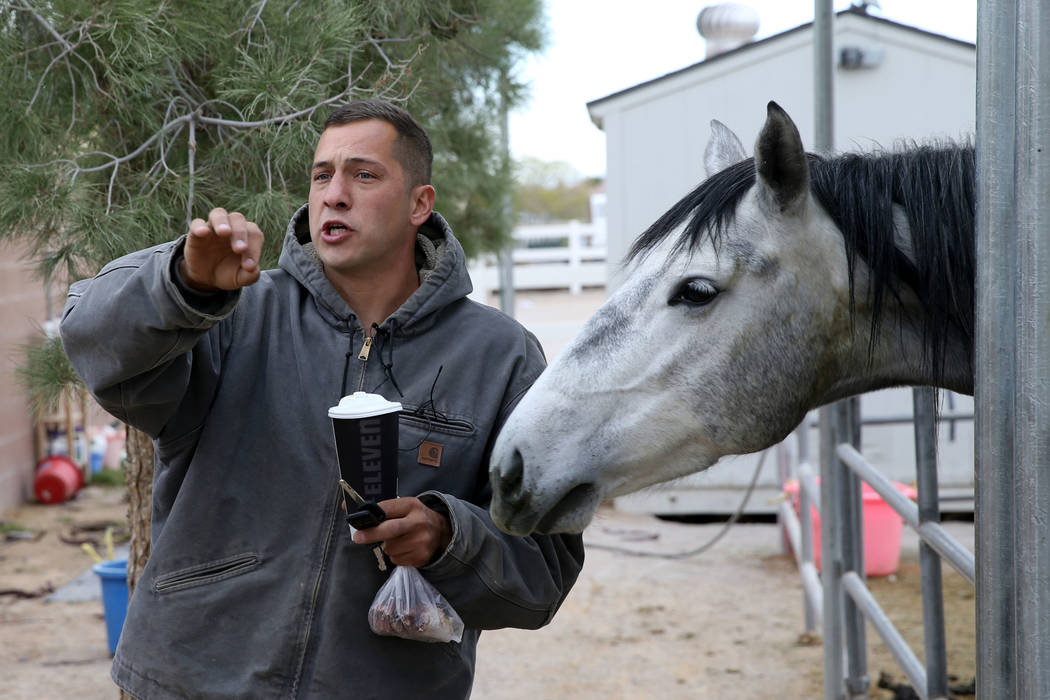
[
  {"x1": 153, "y1": 553, "x2": 260, "y2": 594},
  {"x1": 399, "y1": 409, "x2": 475, "y2": 438},
  {"x1": 397, "y1": 412, "x2": 481, "y2": 500}
]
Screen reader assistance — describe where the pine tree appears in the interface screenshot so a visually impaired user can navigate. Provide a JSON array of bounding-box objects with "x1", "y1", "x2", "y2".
[{"x1": 0, "y1": 0, "x2": 545, "y2": 631}]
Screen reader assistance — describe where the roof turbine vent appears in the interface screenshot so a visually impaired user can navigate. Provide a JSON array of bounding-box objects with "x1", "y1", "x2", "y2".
[{"x1": 697, "y1": 3, "x2": 760, "y2": 59}]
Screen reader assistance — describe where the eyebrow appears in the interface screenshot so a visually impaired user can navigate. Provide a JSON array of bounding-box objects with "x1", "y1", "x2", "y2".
[{"x1": 311, "y1": 156, "x2": 383, "y2": 171}]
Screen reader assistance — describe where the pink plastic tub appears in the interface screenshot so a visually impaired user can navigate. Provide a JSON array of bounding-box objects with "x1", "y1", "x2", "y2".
[{"x1": 783, "y1": 479, "x2": 917, "y2": 577}]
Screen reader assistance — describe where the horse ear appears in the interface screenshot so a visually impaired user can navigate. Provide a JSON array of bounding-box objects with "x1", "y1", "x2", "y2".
[
  {"x1": 754, "y1": 101, "x2": 809, "y2": 216},
  {"x1": 703, "y1": 120, "x2": 747, "y2": 177}
]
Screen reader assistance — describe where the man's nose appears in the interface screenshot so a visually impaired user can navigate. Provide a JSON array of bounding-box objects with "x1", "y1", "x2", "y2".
[{"x1": 324, "y1": 172, "x2": 350, "y2": 209}]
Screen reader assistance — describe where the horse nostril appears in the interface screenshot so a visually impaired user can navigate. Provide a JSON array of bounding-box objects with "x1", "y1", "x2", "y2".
[
  {"x1": 491, "y1": 446, "x2": 525, "y2": 505},
  {"x1": 490, "y1": 447, "x2": 535, "y2": 534},
  {"x1": 501, "y1": 448, "x2": 524, "y2": 496}
]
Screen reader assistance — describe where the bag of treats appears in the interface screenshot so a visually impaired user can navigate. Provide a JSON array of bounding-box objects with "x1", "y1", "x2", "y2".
[{"x1": 368, "y1": 566, "x2": 464, "y2": 643}]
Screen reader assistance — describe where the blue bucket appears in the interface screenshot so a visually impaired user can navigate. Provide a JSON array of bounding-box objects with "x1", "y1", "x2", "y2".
[
  {"x1": 89, "y1": 451, "x2": 104, "y2": 475},
  {"x1": 92, "y1": 558, "x2": 129, "y2": 655}
]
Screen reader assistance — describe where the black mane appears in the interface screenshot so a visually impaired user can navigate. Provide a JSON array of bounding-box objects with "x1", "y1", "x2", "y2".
[{"x1": 627, "y1": 144, "x2": 976, "y2": 383}]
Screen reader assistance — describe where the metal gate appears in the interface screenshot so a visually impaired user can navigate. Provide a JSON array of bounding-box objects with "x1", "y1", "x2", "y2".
[
  {"x1": 806, "y1": 0, "x2": 1050, "y2": 694},
  {"x1": 778, "y1": 390, "x2": 974, "y2": 700}
]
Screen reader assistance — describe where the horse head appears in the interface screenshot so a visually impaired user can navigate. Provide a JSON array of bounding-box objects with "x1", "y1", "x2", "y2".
[{"x1": 490, "y1": 102, "x2": 974, "y2": 536}]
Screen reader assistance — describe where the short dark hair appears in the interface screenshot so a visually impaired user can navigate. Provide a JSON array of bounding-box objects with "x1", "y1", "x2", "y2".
[{"x1": 324, "y1": 100, "x2": 433, "y2": 187}]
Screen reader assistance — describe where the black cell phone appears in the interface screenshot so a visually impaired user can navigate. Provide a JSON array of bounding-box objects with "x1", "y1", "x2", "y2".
[{"x1": 346, "y1": 502, "x2": 386, "y2": 530}]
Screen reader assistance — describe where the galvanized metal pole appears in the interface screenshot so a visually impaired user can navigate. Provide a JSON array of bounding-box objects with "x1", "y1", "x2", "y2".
[
  {"x1": 838, "y1": 398, "x2": 868, "y2": 699},
  {"x1": 1012, "y1": 1, "x2": 1050, "y2": 695},
  {"x1": 813, "y1": 2, "x2": 839, "y2": 698},
  {"x1": 913, "y1": 388, "x2": 948, "y2": 700},
  {"x1": 798, "y1": 426, "x2": 819, "y2": 634},
  {"x1": 819, "y1": 406, "x2": 845, "y2": 700},
  {"x1": 498, "y1": 71, "x2": 515, "y2": 317},
  {"x1": 778, "y1": 436, "x2": 792, "y2": 560},
  {"x1": 974, "y1": 0, "x2": 1018, "y2": 695},
  {"x1": 813, "y1": 0, "x2": 834, "y2": 154}
]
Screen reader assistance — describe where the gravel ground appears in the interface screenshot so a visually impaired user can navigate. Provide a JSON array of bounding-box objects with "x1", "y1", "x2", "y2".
[{"x1": 0, "y1": 487, "x2": 974, "y2": 699}]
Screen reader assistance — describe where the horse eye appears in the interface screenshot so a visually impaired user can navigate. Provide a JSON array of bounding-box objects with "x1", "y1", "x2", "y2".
[{"x1": 670, "y1": 279, "x2": 719, "y2": 307}]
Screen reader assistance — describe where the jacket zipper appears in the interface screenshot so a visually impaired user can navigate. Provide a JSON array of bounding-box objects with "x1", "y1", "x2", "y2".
[
  {"x1": 291, "y1": 494, "x2": 338, "y2": 698},
  {"x1": 356, "y1": 324, "x2": 377, "y2": 392},
  {"x1": 358, "y1": 334, "x2": 373, "y2": 361}
]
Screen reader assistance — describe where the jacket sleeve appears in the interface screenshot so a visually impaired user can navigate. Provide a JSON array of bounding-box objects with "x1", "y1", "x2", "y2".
[
  {"x1": 417, "y1": 328, "x2": 585, "y2": 631},
  {"x1": 59, "y1": 237, "x2": 240, "y2": 439}
]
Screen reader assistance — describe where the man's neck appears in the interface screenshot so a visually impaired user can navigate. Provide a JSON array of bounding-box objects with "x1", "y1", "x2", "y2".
[{"x1": 327, "y1": 261, "x2": 420, "y2": 331}]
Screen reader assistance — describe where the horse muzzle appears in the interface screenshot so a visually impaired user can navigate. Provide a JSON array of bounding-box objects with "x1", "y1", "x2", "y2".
[
  {"x1": 488, "y1": 375, "x2": 608, "y2": 535},
  {"x1": 489, "y1": 446, "x2": 602, "y2": 535}
]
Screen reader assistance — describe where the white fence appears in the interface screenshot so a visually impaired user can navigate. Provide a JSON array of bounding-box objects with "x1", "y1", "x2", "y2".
[{"x1": 468, "y1": 219, "x2": 607, "y2": 298}]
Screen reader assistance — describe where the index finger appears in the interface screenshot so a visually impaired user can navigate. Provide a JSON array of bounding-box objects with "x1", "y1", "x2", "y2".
[
  {"x1": 375, "y1": 497, "x2": 417, "y2": 518},
  {"x1": 241, "y1": 221, "x2": 264, "y2": 268},
  {"x1": 226, "y1": 212, "x2": 251, "y2": 254},
  {"x1": 352, "y1": 508, "x2": 412, "y2": 545},
  {"x1": 207, "y1": 208, "x2": 232, "y2": 236},
  {"x1": 188, "y1": 217, "x2": 212, "y2": 239}
]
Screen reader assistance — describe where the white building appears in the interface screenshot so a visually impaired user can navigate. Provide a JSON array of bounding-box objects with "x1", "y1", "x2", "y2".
[{"x1": 586, "y1": 4, "x2": 976, "y2": 515}]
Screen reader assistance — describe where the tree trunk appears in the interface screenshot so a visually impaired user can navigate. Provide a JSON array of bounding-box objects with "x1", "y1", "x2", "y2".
[
  {"x1": 120, "y1": 425, "x2": 153, "y2": 700},
  {"x1": 124, "y1": 425, "x2": 153, "y2": 594}
]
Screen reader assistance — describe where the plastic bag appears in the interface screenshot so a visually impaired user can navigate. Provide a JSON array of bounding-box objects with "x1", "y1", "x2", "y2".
[{"x1": 368, "y1": 566, "x2": 464, "y2": 643}]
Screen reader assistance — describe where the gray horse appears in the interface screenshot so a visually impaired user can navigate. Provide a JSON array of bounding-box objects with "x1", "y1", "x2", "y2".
[{"x1": 490, "y1": 101, "x2": 975, "y2": 536}]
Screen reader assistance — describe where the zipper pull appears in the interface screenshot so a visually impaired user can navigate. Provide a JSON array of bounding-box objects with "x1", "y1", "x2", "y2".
[{"x1": 358, "y1": 335, "x2": 373, "y2": 361}]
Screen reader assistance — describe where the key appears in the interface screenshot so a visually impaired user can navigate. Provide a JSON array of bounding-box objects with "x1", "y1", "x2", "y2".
[
  {"x1": 339, "y1": 480, "x2": 387, "y2": 529},
  {"x1": 338, "y1": 480, "x2": 388, "y2": 571},
  {"x1": 339, "y1": 479, "x2": 367, "y2": 508}
]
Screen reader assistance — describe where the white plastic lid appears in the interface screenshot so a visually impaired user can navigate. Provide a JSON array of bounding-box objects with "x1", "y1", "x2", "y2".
[{"x1": 328, "y1": 392, "x2": 402, "y2": 419}]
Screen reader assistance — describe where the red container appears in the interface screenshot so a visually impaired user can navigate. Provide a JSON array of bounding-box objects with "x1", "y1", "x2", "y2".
[
  {"x1": 783, "y1": 478, "x2": 917, "y2": 577},
  {"x1": 34, "y1": 455, "x2": 83, "y2": 504}
]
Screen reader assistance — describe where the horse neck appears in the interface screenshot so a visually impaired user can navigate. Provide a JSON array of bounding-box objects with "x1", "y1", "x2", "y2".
[
  {"x1": 809, "y1": 144, "x2": 976, "y2": 398},
  {"x1": 833, "y1": 214, "x2": 975, "y2": 399},
  {"x1": 817, "y1": 313, "x2": 972, "y2": 407}
]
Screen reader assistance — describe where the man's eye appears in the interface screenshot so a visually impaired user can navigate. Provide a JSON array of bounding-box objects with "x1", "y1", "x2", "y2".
[
  {"x1": 669, "y1": 279, "x2": 719, "y2": 307},
  {"x1": 356, "y1": 171, "x2": 376, "y2": 180},
  {"x1": 313, "y1": 172, "x2": 331, "y2": 182}
]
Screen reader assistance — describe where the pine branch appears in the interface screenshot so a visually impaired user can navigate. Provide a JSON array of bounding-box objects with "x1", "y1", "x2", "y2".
[
  {"x1": 196, "y1": 93, "x2": 347, "y2": 128},
  {"x1": 243, "y1": 0, "x2": 270, "y2": 47},
  {"x1": 2, "y1": 0, "x2": 548, "y2": 280},
  {"x1": 186, "y1": 114, "x2": 197, "y2": 228},
  {"x1": 15, "y1": 330, "x2": 84, "y2": 417},
  {"x1": 13, "y1": 0, "x2": 109, "y2": 112},
  {"x1": 164, "y1": 60, "x2": 198, "y2": 109},
  {"x1": 23, "y1": 92, "x2": 351, "y2": 218}
]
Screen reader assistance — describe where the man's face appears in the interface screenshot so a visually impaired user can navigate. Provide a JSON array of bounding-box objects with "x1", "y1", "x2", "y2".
[{"x1": 308, "y1": 120, "x2": 427, "y2": 280}]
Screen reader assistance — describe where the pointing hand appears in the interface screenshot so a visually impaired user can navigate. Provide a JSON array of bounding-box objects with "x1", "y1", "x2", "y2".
[{"x1": 181, "y1": 208, "x2": 264, "y2": 291}]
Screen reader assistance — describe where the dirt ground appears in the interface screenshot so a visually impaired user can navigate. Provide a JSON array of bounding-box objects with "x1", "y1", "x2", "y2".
[{"x1": 0, "y1": 485, "x2": 975, "y2": 699}]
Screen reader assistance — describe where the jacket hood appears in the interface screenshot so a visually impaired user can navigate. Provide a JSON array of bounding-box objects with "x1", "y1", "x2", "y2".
[{"x1": 278, "y1": 203, "x2": 474, "y2": 333}]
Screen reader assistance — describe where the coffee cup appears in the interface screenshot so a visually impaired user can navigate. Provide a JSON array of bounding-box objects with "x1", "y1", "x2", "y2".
[{"x1": 328, "y1": 392, "x2": 402, "y2": 505}]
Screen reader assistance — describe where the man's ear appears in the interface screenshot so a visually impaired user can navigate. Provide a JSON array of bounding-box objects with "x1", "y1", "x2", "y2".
[{"x1": 410, "y1": 184, "x2": 436, "y2": 226}]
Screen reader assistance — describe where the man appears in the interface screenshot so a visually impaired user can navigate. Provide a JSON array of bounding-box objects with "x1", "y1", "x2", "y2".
[{"x1": 61, "y1": 100, "x2": 584, "y2": 699}]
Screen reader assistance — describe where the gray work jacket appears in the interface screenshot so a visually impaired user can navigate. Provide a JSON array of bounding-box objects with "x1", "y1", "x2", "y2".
[{"x1": 60, "y1": 205, "x2": 584, "y2": 699}]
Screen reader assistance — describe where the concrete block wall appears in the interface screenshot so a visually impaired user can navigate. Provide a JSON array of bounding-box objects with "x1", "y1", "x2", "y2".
[{"x1": 0, "y1": 243, "x2": 57, "y2": 513}]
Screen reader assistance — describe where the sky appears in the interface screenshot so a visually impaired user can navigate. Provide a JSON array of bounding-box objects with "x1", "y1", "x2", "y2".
[{"x1": 508, "y1": 1, "x2": 978, "y2": 179}]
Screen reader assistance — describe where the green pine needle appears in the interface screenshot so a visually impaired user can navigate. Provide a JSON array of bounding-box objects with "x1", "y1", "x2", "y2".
[{"x1": 15, "y1": 330, "x2": 83, "y2": 417}]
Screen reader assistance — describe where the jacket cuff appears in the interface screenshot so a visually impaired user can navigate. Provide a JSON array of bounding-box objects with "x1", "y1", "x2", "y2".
[
  {"x1": 417, "y1": 491, "x2": 462, "y2": 572},
  {"x1": 165, "y1": 236, "x2": 241, "y2": 321}
]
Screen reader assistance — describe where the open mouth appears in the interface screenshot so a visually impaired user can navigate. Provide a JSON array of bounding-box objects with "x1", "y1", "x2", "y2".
[{"x1": 321, "y1": 222, "x2": 351, "y2": 243}]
